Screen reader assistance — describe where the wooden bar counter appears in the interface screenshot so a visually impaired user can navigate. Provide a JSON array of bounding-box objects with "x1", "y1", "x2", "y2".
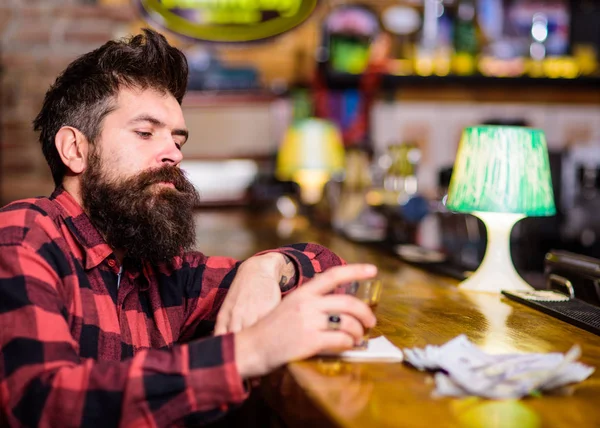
[{"x1": 195, "y1": 208, "x2": 600, "y2": 428}]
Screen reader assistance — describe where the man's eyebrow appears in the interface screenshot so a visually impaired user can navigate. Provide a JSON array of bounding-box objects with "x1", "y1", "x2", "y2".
[{"x1": 128, "y1": 114, "x2": 189, "y2": 141}]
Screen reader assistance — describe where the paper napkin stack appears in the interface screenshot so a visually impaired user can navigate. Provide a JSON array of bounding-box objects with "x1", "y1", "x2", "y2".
[{"x1": 403, "y1": 335, "x2": 595, "y2": 399}]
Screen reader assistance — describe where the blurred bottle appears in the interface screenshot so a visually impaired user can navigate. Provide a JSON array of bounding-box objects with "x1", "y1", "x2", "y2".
[
  {"x1": 381, "y1": 4, "x2": 422, "y2": 75},
  {"x1": 379, "y1": 143, "x2": 431, "y2": 246},
  {"x1": 452, "y1": 0, "x2": 479, "y2": 75},
  {"x1": 382, "y1": 143, "x2": 420, "y2": 206},
  {"x1": 290, "y1": 88, "x2": 312, "y2": 123},
  {"x1": 332, "y1": 149, "x2": 372, "y2": 230},
  {"x1": 529, "y1": 12, "x2": 549, "y2": 62},
  {"x1": 332, "y1": 149, "x2": 386, "y2": 242},
  {"x1": 415, "y1": 0, "x2": 452, "y2": 76},
  {"x1": 477, "y1": 0, "x2": 503, "y2": 45}
]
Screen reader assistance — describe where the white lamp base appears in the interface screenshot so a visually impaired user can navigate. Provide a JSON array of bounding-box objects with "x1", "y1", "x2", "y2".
[{"x1": 459, "y1": 212, "x2": 533, "y2": 293}]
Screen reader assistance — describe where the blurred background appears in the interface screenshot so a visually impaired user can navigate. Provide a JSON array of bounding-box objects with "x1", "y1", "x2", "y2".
[{"x1": 1, "y1": 0, "x2": 600, "y2": 282}]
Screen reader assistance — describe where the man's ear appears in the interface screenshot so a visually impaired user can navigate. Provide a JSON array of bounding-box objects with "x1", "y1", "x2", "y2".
[{"x1": 55, "y1": 126, "x2": 90, "y2": 174}]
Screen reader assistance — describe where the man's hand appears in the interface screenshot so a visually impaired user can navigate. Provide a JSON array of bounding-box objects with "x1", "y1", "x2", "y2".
[
  {"x1": 214, "y1": 253, "x2": 295, "y2": 335},
  {"x1": 234, "y1": 264, "x2": 378, "y2": 379}
]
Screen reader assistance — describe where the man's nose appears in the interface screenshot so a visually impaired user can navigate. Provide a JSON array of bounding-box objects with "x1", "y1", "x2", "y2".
[{"x1": 159, "y1": 139, "x2": 183, "y2": 166}]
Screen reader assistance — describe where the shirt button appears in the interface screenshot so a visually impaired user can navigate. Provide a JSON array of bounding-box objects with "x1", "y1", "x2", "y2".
[{"x1": 108, "y1": 259, "x2": 116, "y2": 268}]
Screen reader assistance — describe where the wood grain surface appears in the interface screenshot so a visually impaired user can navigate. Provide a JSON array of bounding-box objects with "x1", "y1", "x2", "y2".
[{"x1": 194, "y1": 208, "x2": 600, "y2": 428}]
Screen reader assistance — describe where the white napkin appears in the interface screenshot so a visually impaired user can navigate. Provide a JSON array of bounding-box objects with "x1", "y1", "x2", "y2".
[
  {"x1": 403, "y1": 335, "x2": 595, "y2": 399},
  {"x1": 326, "y1": 336, "x2": 404, "y2": 362}
]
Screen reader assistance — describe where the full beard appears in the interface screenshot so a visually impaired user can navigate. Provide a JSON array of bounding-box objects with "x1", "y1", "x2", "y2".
[{"x1": 81, "y1": 152, "x2": 201, "y2": 264}]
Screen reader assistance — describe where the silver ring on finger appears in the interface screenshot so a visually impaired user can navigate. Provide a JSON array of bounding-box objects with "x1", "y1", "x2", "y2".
[{"x1": 327, "y1": 314, "x2": 342, "y2": 331}]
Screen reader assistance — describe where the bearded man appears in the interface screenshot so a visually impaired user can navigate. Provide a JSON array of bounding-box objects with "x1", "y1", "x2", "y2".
[{"x1": 0, "y1": 29, "x2": 377, "y2": 427}]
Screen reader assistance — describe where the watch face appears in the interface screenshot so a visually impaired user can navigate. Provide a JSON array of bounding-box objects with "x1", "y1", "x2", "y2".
[{"x1": 135, "y1": 0, "x2": 318, "y2": 43}]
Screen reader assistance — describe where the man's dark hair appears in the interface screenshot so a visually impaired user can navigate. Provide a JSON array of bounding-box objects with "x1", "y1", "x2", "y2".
[{"x1": 33, "y1": 28, "x2": 189, "y2": 186}]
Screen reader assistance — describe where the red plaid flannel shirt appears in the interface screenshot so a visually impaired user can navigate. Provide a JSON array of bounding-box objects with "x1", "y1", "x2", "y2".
[{"x1": 0, "y1": 188, "x2": 344, "y2": 427}]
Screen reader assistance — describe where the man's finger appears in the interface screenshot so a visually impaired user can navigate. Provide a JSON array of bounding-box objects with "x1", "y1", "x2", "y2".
[
  {"x1": 214, "y1": 314, "x2": 229, "y2": 335},
  {"x1": 229, "y1": 315, "x2": 243, "y2": 334},
  {"x1": 242, "y1": 314, "x2": 259, "y2": 330},
  {"x1": 316, "y1": 331, "x2": 356, "y2": 353},
  {"x1": 303, "y1": 264, "x2": 377, "y2": 295},
  {"x1": 318, "y1": 312, "x2": 365, "y2": 343},
  {"x1": 317, "y1": 294, "x2": 376, "y2": 328}
]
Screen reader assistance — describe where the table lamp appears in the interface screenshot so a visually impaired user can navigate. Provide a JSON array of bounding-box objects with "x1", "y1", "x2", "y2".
[
  {"x1": 446, "y1": 126, "x2": 556, "y2": 293},
  {"x1": 276, "y1": 118, "x2": 346, "y2": 205}
]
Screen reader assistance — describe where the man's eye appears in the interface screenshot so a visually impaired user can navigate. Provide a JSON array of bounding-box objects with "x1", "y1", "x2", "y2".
[{"x1": 135, "y1": 131, "x2": 152, "y2": 138}]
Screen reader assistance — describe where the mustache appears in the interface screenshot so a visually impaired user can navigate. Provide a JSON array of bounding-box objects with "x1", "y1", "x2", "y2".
[{"x1": 130, "y1": 165, "x2": 193, "y2": 192}]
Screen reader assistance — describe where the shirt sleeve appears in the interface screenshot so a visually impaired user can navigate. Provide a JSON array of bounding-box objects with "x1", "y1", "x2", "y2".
[
  {"x1": 254, "y1": 242, "x2": 346, "y2": 296},
  {"x1": 177, "y1": 252, "x2": 242, "y2": 340},
  {"x1": 0, "y1": 242, "x2": 247, "y2": 427},
  {"x1": 179, "y1": 242, "x2": 346, "y2": 340}
]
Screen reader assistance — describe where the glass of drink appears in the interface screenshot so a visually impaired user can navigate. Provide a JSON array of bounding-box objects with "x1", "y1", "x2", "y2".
[{"x1": 336, "y1": 279, "x2": 382, "y2": 350}]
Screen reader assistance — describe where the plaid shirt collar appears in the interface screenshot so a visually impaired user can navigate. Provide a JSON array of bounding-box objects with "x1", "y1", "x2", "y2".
[{"x1": 50, "y1": 187, "x2": 113, "y2": 270}]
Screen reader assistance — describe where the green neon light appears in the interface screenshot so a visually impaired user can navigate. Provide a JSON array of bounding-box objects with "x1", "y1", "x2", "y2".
[{"x1": 137, "y1": 0, "x2": 317, "y2": 42}]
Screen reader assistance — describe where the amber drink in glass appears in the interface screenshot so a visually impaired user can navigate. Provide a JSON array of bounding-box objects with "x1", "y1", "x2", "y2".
[{"x1": 337, "y1": 279, "x2": 382, "y2": 350}]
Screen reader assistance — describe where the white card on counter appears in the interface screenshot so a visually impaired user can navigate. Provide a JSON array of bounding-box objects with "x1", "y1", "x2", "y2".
[{"x1": 331, "y1": 336, "x2": 404, "y2": 362}]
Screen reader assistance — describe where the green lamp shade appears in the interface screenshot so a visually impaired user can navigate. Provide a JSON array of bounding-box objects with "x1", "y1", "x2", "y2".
[{"x1": 447, "y1": 126, "x2": 556, "y2": 216}]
